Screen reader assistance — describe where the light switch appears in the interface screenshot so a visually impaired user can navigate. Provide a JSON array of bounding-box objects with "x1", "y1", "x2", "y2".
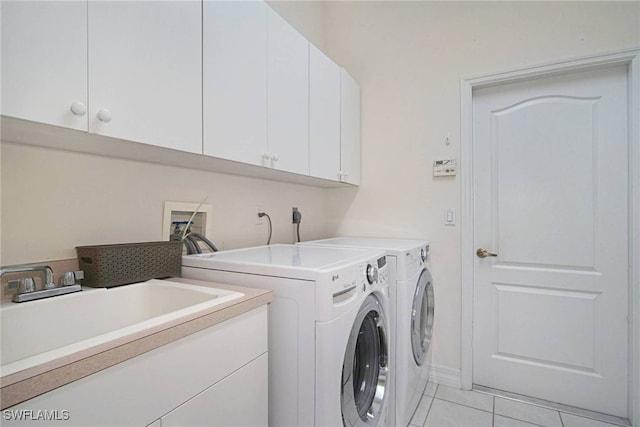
[{"x1": 445, "y1": 208, "x2": 456, "y2": 226}]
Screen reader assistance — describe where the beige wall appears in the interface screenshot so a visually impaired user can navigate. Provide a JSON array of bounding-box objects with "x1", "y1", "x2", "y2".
[
  {"x1": 1, "y1": 1, "x2": 638, "y2": 376},
  {"x1": 322, "y1": 1, "x2": 639, "y2": 374},
  {"x1": 0, "y1": 142, "x2": 330, "y2": 264},
  {"x1": 267, "y1": 0, "x2": 328, "y2": 52}
]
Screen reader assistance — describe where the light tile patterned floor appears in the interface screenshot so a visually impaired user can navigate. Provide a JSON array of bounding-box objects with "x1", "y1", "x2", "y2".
[{"x1": 409, "y1": 384, "x2": 629, "y2": 427}]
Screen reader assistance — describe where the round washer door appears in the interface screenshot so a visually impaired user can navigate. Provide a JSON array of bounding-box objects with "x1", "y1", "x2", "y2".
[
  {"x1": 411, "y1": 268, "x2": 435, "y2": 366},
  {"x1": 341, "y1": 294, "x2": 389, "y2": 427}
]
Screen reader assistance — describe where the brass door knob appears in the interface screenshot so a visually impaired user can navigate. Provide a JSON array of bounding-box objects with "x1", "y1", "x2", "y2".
[{"x1": 476, "y1": 248, "x2": 498, "y2": 258}]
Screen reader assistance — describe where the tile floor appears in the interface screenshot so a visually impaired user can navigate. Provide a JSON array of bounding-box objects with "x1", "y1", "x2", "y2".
[{"x1": 409, "y1": 383, "x2": 629, "y2": 427}]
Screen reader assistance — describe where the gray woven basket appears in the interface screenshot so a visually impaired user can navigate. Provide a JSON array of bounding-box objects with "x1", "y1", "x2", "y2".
[{"x1": 76, "y1": 241, "x2": 182, "y2": 288}]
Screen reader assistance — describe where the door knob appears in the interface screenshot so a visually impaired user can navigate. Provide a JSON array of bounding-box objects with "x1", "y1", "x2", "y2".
[{"x1": 476, "y1": 248, "x2": 498, "y2": 258}]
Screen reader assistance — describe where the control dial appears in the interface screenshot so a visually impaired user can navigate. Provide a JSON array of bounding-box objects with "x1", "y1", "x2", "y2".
[
  {"x1": 366, "y1": 264, "x2": 378, "y2": 285},
  {"x1": 420, "y1": 246, "x2": 429, "y2": 263}
]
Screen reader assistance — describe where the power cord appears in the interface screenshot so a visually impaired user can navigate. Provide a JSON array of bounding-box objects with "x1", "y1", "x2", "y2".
[{"x1": 258, "y1": 212, "x2": 272, "y2": 245}]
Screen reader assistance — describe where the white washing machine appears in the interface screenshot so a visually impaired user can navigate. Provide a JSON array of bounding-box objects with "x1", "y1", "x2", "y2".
[
  {"x1": 300, "y1": 237, "x2": 435, "y2": 427},
  {"x1": 181, "y1": 244, "x2": 391, "y2": 427}
]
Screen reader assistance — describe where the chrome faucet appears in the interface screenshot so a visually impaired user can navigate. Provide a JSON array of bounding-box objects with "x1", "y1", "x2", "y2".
[
  {"x1": 1, "y1": 264, "x2": 82, "y2": 303},
  {"x1": 1, "y1": 264, "x2": 55, "y2": 288}
]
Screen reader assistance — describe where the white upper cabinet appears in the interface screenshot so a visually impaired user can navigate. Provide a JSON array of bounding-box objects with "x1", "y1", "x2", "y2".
[
  {"x1": 203, "y1": 0, "x2": 268, "y2": 166},
  {"x1": 1, "y1": 1, "x2": 88, "y2": 131},
  {"x1": 2, "y1": 0, "x2": 360, "y2": 186},
  {"x1": 340, "y1": 69, "x2": 361, "y2": 185},
  {"x1": 88, "y1": 1, "x2": 202, "y2": 154},
  {"x1": 309, "y1": 45, "x2": 341, "y2": 181},
  {"x1": 267, "y1": 7, "x2": 310, "y2": 175}
]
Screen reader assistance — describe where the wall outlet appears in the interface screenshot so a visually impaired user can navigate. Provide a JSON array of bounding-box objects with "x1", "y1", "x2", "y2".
[{"x1": 255, "y1": 205, "x2": 265, "y2": 225}]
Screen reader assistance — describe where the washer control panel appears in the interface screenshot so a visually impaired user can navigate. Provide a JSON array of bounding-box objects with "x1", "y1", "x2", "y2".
[
  {"x1": 329, "y1": 256, "x2": 388, "y2": 301},
  {"x1": 330, "y1": 263, "x2": 368, "y2": 298},
  {"x1": 366, "y1": 255, "x2": 388, "y2": 286},
  {"x1": 366, "y1": 264, "x2": 378, "y2": 284}
]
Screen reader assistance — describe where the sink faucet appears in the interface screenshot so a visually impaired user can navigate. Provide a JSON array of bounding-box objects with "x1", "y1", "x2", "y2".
[
  {"x1": 0, "y1": 264, "x2": 55, "y2": 289},
  {"x1": 1, "y1": 264, "x2": 82, "y2": 303}
]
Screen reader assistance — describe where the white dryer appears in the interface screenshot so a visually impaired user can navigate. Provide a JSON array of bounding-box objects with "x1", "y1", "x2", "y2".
[
  {"x1": 300, "y1": 237, "x2": 435, "y2": 427},
  {"x1": 181, "y1": 244, "x2": 391, "y2": 427}
]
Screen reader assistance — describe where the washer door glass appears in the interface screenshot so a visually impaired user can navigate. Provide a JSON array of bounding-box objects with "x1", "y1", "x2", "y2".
[
  {"x1": 411, "y1": 268, "x2": 435, "y2": 366},
  {"x1": 341, "y1": 294, "x2": 389, "y2": 427}
]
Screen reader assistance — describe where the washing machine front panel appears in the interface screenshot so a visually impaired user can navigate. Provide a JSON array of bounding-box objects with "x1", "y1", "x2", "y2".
[
  {"x1": 341, "y1": 293, "x2": 390, "y2": 427},
  {"x1": 317, "y1": 254, "x2": 388, "y2": 322},
  {"x1": 411, "y1": 268, "x2": 435, "y2": 366},
  {"x1": 299, "y1": 237, "x2": 431, "y2": 427},
  {"x1": 182, "y1": 244, "x2": 388, "y2": 427}
]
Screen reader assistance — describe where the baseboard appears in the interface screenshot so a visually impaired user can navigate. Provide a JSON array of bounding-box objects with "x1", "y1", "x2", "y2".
[{"x1": 429, "y1": 364, "x2": 461, "y2": 389}]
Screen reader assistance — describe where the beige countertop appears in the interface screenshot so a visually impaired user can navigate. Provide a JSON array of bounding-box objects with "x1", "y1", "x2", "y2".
[{"x1": 0, "y1": 278, "x2": 272, "y2": 410}]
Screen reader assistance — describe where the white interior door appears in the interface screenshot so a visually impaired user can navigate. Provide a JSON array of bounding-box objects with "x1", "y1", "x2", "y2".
[{"x1": 472, "y1": 65, "x2": 629, "y2": 417}]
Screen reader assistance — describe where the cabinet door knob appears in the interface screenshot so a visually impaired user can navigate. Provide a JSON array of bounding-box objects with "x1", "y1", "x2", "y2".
[
  {"x1": 70, "y1": 101, "x2": 87, "y2": 117},
  {"x1": 96, "y1": 109, "x2": 112, "y2": 123},
  {"x1": 271, "y1": 153, "x2": 279, "y2": 162}
]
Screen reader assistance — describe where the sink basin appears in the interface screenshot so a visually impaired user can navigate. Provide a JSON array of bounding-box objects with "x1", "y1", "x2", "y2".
[{"x1": 0, "y1": 279, "x2": 244, "y2": 377}]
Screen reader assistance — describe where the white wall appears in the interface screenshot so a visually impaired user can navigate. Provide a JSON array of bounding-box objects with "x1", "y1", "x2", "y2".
[{"x1": 322, "y1": 1, "x2": 639, "y2": 376}]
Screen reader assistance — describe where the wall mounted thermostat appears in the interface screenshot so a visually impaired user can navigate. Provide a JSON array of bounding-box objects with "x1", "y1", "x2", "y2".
[{"x1": 433, "y1": 159, "x2": 456, "y2": 176}]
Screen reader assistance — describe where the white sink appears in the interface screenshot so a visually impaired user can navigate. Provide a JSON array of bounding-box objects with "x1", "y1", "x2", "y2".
[{"x1": 0, "y1": 279, "x2": 244, "y2": 377}]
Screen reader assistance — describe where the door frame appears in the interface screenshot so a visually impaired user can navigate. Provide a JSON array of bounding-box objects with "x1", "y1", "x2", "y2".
[{"x1": 460, "y1": 48, "x2": 640, "y2": 423}]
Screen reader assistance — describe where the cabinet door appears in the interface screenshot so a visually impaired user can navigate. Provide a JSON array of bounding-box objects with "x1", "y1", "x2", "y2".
[
  {"x1": 203, "y1": 0, "x2": 268, "y2": 166},
  {"x1": 1, "y1": 1, "x2": 88, "y2": 131},
  {"x1": 267, "y1": 7, "x2": 310, "y2": 175},
  {"x1": 340, "y1": 69, "x2": 361, "y2": 185},
  {"x1": 161, "y1": 353, "x2": 268, "y2": 427},
  {"x1": 309, "y1": 45, "x2": 341, "y2": 181},
  {"x1": 88, "y1": 1, "x2": 202, "y2": 153}
]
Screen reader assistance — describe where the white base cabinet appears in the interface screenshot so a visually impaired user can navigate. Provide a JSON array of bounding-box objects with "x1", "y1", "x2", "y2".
[
  {"x1": 3, "y1": 306, "x2": 268, "y2": 427},
  {"x1": 160, "y1": 354, "x2": 267, "y2": 427}
]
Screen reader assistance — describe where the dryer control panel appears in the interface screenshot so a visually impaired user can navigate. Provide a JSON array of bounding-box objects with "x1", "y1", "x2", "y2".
[
  {"x1": 376, "y1": 256, "x2": 389, "y2": 284},
  {"x1": 405, "y1": 244, "x2": 430, "y2": 276}
]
